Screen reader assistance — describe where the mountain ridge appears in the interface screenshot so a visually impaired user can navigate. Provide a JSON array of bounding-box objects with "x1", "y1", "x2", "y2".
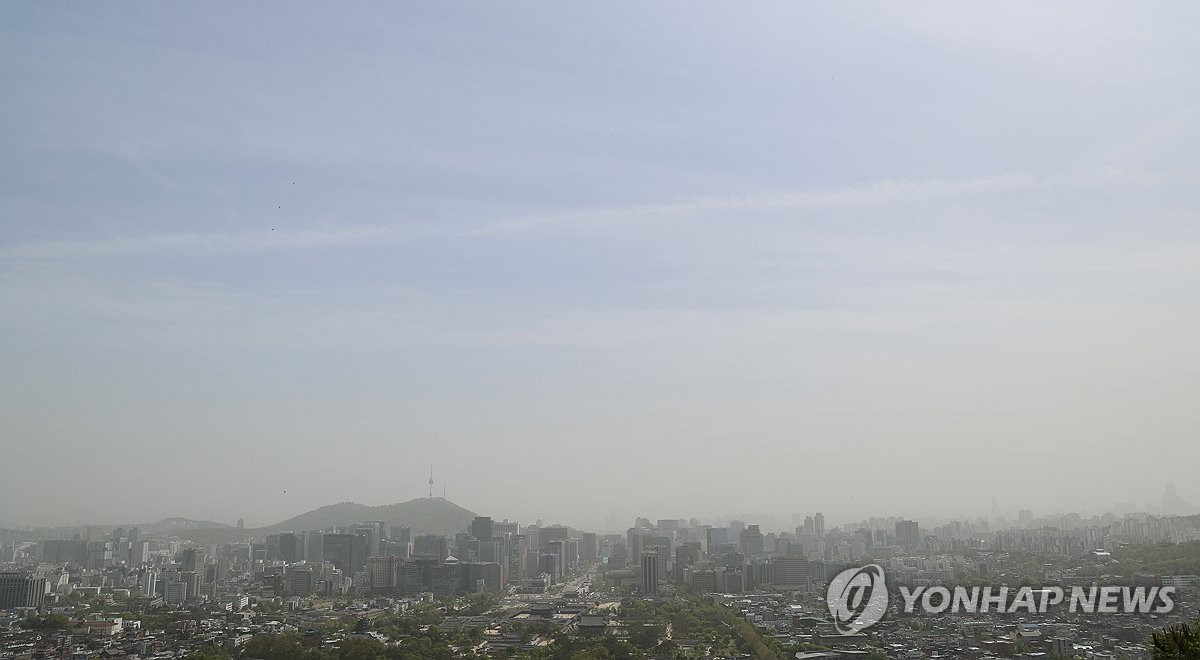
[{"x1": 179, "y1": 497, "x2": 477, "y2": 544}]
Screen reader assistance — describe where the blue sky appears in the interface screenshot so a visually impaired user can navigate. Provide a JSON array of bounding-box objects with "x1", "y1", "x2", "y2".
[{"x1": 2, "y1": 2, "x2": 1199, "y2": 529}]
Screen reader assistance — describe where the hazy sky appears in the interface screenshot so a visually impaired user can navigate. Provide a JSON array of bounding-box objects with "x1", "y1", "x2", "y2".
[{"x1": 2, "y1": 3, "x2": 1199, "y2": 531}]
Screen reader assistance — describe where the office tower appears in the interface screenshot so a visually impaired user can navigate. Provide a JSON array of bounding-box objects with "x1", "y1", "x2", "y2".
[
  {"x1": 739, "y1": 525, "x2": 765, "y2": 557},
  {"x1": 455, "y1": 533, "x2": 480, "y2": 562},
  {"x1": 814, "y1": 513, "x2": 825, "y2": 538},
  {"x1": 163, "y1": 581, "x2": 187, "y2": 605},
  {"x1": 139, "y1": 571, "x2": 157, "y2": 597},
  {"x1": 214, "y1": 557, "x2": 230, "y2": 583},
  {"x1": 494, "y1": 520, "x2": 519, "y2": 538},
  {"x1": 393, "y1": 526, "x2": 412, "y2": 545},
  {"x1": 0, "y1": 573, "x2": 48, "y2": 609},
  {"x1": 130, "y1": 541, "x2": 150, "y2": 565},
  {"x1": 265, "y1": 534, "x2": 283, "y2": 561},
  {"x1": 302, "y1": 532, "x2": 325, "y2": 563},
  {"x1": 478, "y1": 539, "x2": 501, "y2": 563},
  {"x1": 540, "y1": 525, "x2": 569, "y2": 549},
  {"x1": 627, "y1": 528, "x2": 645, "y2": 563},
  {"x1": 545, "y1": 540, "x2": 566, "y2": 579},
  {"x1": 365, "y1": 556, "x2": 401, "y2": 593},
  {"x1": 640, "y1": 551, "x2": 659, "y2": 595},
  {"x1": 674, "y1": 543, "x2": 701, "y2": 582},
  {"x1": 470, "y1": 516, "x2": 494, "y2": 541},
  {"x1": 429, "y1": 561, "x2": 459, "y2": 597},
  {"x1": 770, "y1": 556, "x2": 810, "y2": 592},
  {"x1": 689, "y1": 568, "x2": 716, "y2": 593},
  {"x1": 180, "y1": 571, "x2": 202, "y2": 599},
  {"x1": 608, "y1": 541, "x2": 627, "y2": 569},
  {"x1": 705, "y1": 527, "x2": 731, "y2": 558},
  {"x1": 1018, "y1": 509, "x2": 1034, "y2": 527},
  {"x1": 579, "y1": 532, "x2": 598, "y2": 563},
  {"x1": 895, "y1": 520, "x2": 920, "y2": 549},
  {"x1": 381, "y1": 539, "x2": 410, "y2": 557},
  {"x1": 181, "y1": 548, "x2": 207, "y2": 579},
  {"x1": 324, "y1": 533, "x2": 368, "y2": 574},
  {"x1": 278, "y1": 533, "x2": 301, "y2": 563},
  {"x1": 537, "y1": 553, "x2": 560, "y2": 580},
  {"x1": 288, "y1": 565, "x2": 315, "y2": 595},
  {"x1": 86, "y1": 542, "x2": 114, "y2": 570},
  {"x1": 42, "y1": 540, "x2": 87, "y2": 565},
  {"x1": 365, "y1": 521, "x2": 388, "y2": 546},
  {"x1": 349, "y1": 523, "x2": 381, "y2": 558},
  {"x1": 412, "y1": 534, "x2": 448, "y2": 559}
]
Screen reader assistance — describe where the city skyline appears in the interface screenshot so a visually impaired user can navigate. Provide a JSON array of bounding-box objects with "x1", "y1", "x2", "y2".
[{"x1": 3, "y1": 482, "x2": 1196, "y2": 536}]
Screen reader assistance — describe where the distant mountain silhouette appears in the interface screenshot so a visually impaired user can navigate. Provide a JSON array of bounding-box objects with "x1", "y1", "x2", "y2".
[
  {"x1": 147, "y1": 517, "x2": 233, "y2": 531},
  {"x1": 179, "y1": 497, "x2": 476, "y2": 543}
]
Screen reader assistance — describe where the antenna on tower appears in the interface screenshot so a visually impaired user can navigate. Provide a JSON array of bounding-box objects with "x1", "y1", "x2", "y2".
[{"x1": 428, "y1": 465, "x2": 434, "y2": 499}]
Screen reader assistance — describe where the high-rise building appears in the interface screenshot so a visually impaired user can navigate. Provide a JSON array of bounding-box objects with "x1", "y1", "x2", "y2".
[
  {"x1": 181, "y1": 548, "x2": 207, "y2": 581},
  {"x1": 430, "y1": 561, "x2": 460, "y2": 597},
  {"x1": 579, "y1": 532, "x2": 598, "y2": 563},
  {"x1": 627, "y1": 528, "x2": 645, "y2": 564},
  {"x1": 365, "y1": 556, "x2": 401, "y2": 592},
  {"x1": 541, "y1": 525, "x2": 570, "y2": 549},
  {"x1": 814, "y1": 513, "x2": 825, "y2": 538},
  {"x1": 324, "y1": 534, "x2": 368, "y2": 573},
  {"x1": 477, "y1": 539, "x2": 501, "y2": 563},
  {"x1": 163, "y1": 581, "x2": 187, "y2": 605},
  {"x1": 770, "y1": 556, "x2": 810, "y2": 592},
  {"x1": 349, "y1": 523, "x2": 383, "y2": 558},
  {"x1": 278, "y1": 533, "x2": 301, "y2": 563},
  {"x1": 86, "y1": 541, "x2": 113, "y2": 570},
  {"x1": 493, "y1": 520, "x2": 519, "y2": 538},
  {"x1": 895, "y1": 520, "x2": 920, "y2": 549},
  {"x1": 42, "y1": 540, "x2": 86, "y2": 565},
  {"x1": 288, "y1": 565, "x2": 315, "y2": 595},
  {"x1": 640, "y1": 552, "x2": 659, "y2": 595},
  {"x1": 302, "y1": 532, "x2": 325, "y2": 563},
  {"x1": 545, "y1": 540, "x2": 566, "y2": 579},
  {"x1": 0, "y1": 573, "x2": 47, "y2": 609},
  {"x1": 705, "y1": 528, "x2": 729, "y2": 558},
  {"x1": 412, "y1": 534, "x2": 448, "y2": 559},
  {"x1": 129, "y1": 541, "x2": 150, "y2": 565},
  {"x1": 470, "y1": 516, "x2": 494, "y2": 542},
  {"x1": 739, "y1": 525, "x2": 765, "y2": 557},
  {"x1": 139, "y1": 571, "x2": 157, "y2": 597},
  {"x1": 461, "y1": 562, "x2": 503, "y2": 593}
]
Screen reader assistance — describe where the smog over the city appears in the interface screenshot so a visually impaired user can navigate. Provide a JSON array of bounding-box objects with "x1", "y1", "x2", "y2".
[{"x1": 2, "y1": 5, "x2": 1200, "y2": 656}]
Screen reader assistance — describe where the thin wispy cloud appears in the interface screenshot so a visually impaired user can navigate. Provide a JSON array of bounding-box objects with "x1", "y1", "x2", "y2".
[
  {"x1": 3, "y1": 173, "x2": 1045, "y2": 260},
  {"x1": 1, "y1": 223, "x2": 426, "y2": 260},
  {"x1": 2, "y1": 2, "x2": 1198, "y2": 527}
]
